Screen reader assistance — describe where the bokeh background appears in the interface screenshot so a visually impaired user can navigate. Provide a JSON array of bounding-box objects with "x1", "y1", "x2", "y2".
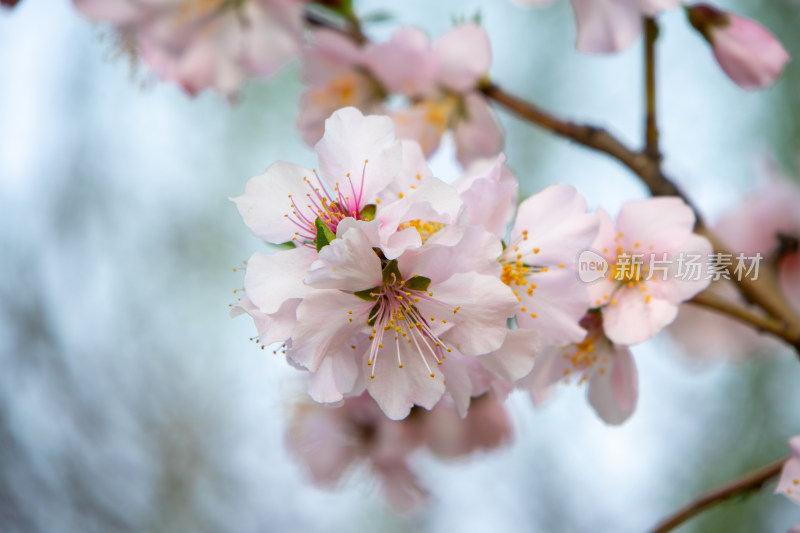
[{"x1": 1, "y1": 1, "x2": 800, "y2": 531}]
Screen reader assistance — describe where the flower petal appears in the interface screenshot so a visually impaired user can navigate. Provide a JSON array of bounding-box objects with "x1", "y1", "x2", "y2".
[
  {"x1": 315, "y1": 107, "x2": 402, "y2": 204},
  {"x1": 587, "y1": 345, "x2": 638, "y2": 425},
  {"x1": 601, "y1": 286, "x2": 678, "y2": 345},
  {"x1": 244, "y1": 247, "x2": 317, "y2": 314},
  {"x1": 434, "y1": 23, "x2": 491, "y2": 92},
  {"x1": 233, "y1": 160, "x2": 315, "y2": 244}
]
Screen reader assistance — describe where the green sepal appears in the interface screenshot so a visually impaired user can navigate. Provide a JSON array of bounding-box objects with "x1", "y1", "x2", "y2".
[
  {"x1": 315, "y1": 217, "x2": 337, "y2": 252},
  {"x1": 367, "y1": 302, "x2": 381, "y2": 326},
  {"x1": 382, "y1": 259, "x2": 402, "y2": 284},
  {"x1": 361, "y1": 10, "x2": 393, "y2": 24},
  {"x1": 404, "y1": 275, "x2": 431, "y2": 292},
  {"x1": 354, "y1": 288, "x2": 379, "y2": 301},
  {"x1": 359, "y1": 204, "x2": 377, "y2": 221},
  {"x1": 271, "y1": 241, "x2": 296, "y2": 250}
]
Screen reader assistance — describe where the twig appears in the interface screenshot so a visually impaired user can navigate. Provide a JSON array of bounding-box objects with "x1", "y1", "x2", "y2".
[
  {"x1": 649, "y1": 456, "x2": 788, "y2": 533},
  {"x1": 689, "y1": 288, "x2": 800, "y2": 346},
  {"x1": 644, "y1": 17, "x2": 660, "y2": 161}
]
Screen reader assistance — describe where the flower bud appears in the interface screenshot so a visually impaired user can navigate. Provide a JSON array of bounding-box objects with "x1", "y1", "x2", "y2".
[{"x1": 687, "y1": 3, "x2": 789, "y2": 90}]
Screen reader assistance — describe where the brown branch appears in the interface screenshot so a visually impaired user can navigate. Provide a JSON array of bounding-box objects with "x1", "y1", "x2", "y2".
[
  {"x1": 644, "y1": 17, "x2": 660, "y2": 161},
  {"x1": 649, "y1": 456, "x2": 788, "y2": 533},
  {"x1": 480, "y1": 82, "x2": 688, "y2": 200},
  {"x1": 689, "y1": 288, "x2": 800, "y2": 346}
]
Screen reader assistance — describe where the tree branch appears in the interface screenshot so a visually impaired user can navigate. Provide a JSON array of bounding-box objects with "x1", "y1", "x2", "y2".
[
  {"x1": 689, "y1": 288, "x2": 800, "y2": 346},
  {"x1": 649, "y1": 456, "x2": 788, "y2": 533},
  {"x1": 644, "y1": 17, "x2": 660, "y2": 161}
]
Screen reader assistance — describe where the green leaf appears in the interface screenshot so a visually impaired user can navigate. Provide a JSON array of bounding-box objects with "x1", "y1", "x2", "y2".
[
  {"x1": 359, "y1": 204, "x2": 377, "y2": 221},
  {"x1": 315, "y1": 217, "x2": 337, "y2": 252},
  {"x1": 404, "y1": 275, "x2": 431, "y2": 292},
  {"x1": 354, "y1": 288, "x2": 379, "y2": 301},
  {"x1": 382, "y1": 259, "x2": 402, "y2": 284}
]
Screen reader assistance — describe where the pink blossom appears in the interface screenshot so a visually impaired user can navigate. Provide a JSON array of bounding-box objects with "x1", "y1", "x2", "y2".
[
  {"x1": 587, "y1": 198, "x2": 712, "y2": 345},
  {"x1": 299, "y1": 29, "x2": 386, "y2": 145},
  {"x1": 687, "y1": 4, "x2": 789, "y2": 90},
  {"x1": 234, "y1": 107, "x2": 402, "y2": 249},
  {"x1": 421, "y1": 393, "x2": 512, "y2": 457},
  {"x1": 776, "y1": 436, "x2": 800, "y2": 508},
  {"x1": 364, "y1": 23, "x2": 503, "y2": 166},
  {"x1": 521, "y1": 312, "x2": 638, "y2": 425},
  {"x1": 453, "y1": 154, "x2": 519, "y2": 240},
  {"x1": 287, "y1": 393, "x2": 429, "y2": 512},
  {"x1": 292, "y1": 218, "x2": 521, "y2": 419},
  {"x1": 499, "y1": 184, "x2": 599, "y2": 346},
  {"x1": 362, "y1": 26, "x2": 439, "y2": 98},
  {"x1": 287, "y1": 391, "x2": 514, "y2": 511},
  {"x1": 514, "y1": 0, "x2": 683, "y2": 53},
  {"x1": 73, "y1": 0, "x2": 303, "y2": 95}
]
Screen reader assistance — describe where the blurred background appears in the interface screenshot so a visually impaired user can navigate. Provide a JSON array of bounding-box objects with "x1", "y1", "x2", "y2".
[{"x1": 1, "y1": 0, "x2": 800, "y2": 531}]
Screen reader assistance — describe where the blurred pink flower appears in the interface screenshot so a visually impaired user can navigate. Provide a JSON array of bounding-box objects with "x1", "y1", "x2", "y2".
[
  {"x1": 298, "y1": 29, "x2": 386, "y2": 145},
  {"x1": 587, "y1": 198, "x2": 712, "y2": 345},
  {"x1": 364, "y1": 23, "x2": 502, "y2": 167},
  {"x1": 287, "y1": 393, "x2": 428, "y2": 512},
  {"x1": 514, "y1": 0, "x2": 683, "y2": 53},
  {"x1": 73, "y1": 0, "x2": 303, "y2": 95},
  {"x1": 287, "y1": 391, "x2": 513, "y2": 511},
  {"x1": 521, "y1": 312, "x2": 638, "y2": 425},
  {"x1": 687, "y1": 4, "x2": 789, "y2": 90},
  {"x1": 670, "y1": 161, "x2": 800, "y2": 359}
]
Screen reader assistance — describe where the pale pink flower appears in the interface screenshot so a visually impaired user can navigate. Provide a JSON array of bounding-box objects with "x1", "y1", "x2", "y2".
[
  {"x1": 514, "y1": 0, "x2": 683, "y2": 53},
  {"x1": 687, "y1": 4, "x2": 789, "y2": 90},
  {"x1": 287, "y1": 391, "x2": 514, "y2": 511},
  {"x1": 421, "y1": 393, "x2": 513, "y2": 457},
  {"x1": 521, "y1": 312, "x2": 638, "y2": 425},
  {"x1": 234, "y1": 107, "x2": 402, "y2": 249},
  {"x1": 292, "y1": 218, "x2": 520, "y2": 419},
  {"x1": 365, "y1": 23, "x2": 503, "y2": 166},
  {"x1": 73, "y1": 0, "x2": 303, "y2": 95},
  {"x1": 587, "y1": 198, "x2": 712, "y2": 346},
  {"x1": 499, "y1": 184, "x2": 599, "y2": 347},
  {"x1": 776, "y1": 436, "x2": 800, "y2": 508},
  {"x1": 454, "y1": 154, "x2": 519, "y2": 240},
  {"x1": 362, "y1": 26, "x2": 440, "y2": 98},
  {"x1": 233, "y1": 108, "x2": 402, "y2": 336},
  {"x1": 298, "y1": 29, "x2": 386, "y2": 145},
  {"x1": 287, "y1": 393, "x2": 429, "y2": 513}
]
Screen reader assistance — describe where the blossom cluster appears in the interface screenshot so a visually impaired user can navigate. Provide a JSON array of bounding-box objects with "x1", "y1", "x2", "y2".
[{"x1": 232, "y1": 107, "x2": 713, "y2": 462}]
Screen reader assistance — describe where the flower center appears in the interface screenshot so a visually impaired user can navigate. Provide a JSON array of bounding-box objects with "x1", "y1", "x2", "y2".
[
  {"x1": 560, "y1": 314, "x2": 610, "y2": 385},
  {"x1": 287, "y1": 164, "x2": 374, "y2": 247},
  {"x1": 397, "y1": 219, "x2": 445, "y2": 244},
  {"x1": 354, "y1": 261, "x2": 457, "y2": 380}
]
